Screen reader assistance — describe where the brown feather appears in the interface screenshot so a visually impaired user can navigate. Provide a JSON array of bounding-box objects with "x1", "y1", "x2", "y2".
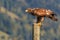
[{"x1": 25, "y1": 8, "x2": 58, "y2": 22}]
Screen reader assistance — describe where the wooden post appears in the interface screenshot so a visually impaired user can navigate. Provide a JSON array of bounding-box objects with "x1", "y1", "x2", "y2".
[{"x1": 32, "y1": 22, "x2": 42, "y2": 40}]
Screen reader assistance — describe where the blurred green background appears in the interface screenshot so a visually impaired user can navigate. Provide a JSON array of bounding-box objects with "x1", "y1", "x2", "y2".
[{"x1": 0, "y1": 0, "x2": 60, "y2": 40}]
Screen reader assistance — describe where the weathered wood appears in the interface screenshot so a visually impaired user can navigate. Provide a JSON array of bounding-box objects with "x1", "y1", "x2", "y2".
[{"x1": 32, "y1": 22, "x2": 42, "y2": 40}]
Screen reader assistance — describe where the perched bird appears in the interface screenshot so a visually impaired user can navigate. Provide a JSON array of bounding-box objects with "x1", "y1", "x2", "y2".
[{"x1": 25, "y1": 8, "x2": 58, "y2": 23}]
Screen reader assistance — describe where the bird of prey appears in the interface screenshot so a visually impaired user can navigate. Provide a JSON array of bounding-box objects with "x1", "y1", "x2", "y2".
[{"x1": 25, "y1": 8, "x2": 58, "y2": 23}]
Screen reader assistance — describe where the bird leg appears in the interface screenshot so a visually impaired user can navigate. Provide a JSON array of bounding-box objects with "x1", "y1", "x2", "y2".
[{"x1": 37, "y1": 17, "x2": 44, "y2": 23}]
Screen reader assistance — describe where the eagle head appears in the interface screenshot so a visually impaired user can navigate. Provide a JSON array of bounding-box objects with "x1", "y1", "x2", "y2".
[{"x1": 25, "y1": 8, "x2": 34, "y2": 13}]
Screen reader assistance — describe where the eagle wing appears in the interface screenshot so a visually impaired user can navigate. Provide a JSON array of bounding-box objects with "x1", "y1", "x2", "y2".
[{"x1": 33, "y1": 8, "x2": 47, "y2": 16}]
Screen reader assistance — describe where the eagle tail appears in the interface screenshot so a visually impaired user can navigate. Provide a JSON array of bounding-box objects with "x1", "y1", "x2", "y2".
[
  {"x1": 49, "y1": 14, "x2": 58, "y2": 21},
  {"x1": 52, "y1": 17, "x2": 58, "y2": 21}
]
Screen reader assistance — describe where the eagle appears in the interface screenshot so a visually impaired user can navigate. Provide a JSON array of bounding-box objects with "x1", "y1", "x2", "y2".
[{"x1": 25, "y1": 8, "x2": 58, "y2": 23}]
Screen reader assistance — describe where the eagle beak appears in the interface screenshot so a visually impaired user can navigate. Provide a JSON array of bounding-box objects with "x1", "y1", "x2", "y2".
[{"x1": 25, "y1": 10, "x2": 28, "y2": 12}]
